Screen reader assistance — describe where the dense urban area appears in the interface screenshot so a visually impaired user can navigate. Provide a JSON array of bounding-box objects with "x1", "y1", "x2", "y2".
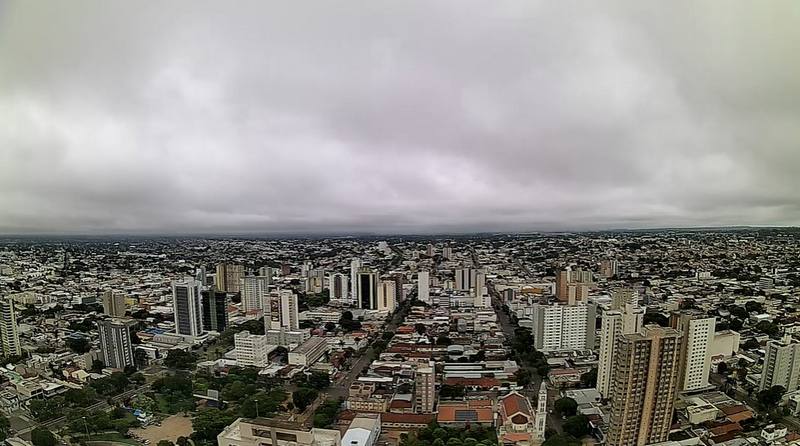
[{"x1": 0, "y1": 230, "x2": 799, "y2": 446}]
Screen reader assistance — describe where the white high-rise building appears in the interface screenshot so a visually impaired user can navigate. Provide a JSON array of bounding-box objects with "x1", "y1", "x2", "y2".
[
  {"x1": 474, "y1": 271, "x2": 486, "y2": 298},
  {"x1": 377, "y1": 280, "x2": 397, "y2": 312},
  {"x1": 264, "y1": 290, "x2": 299, "y2": 331},
  {"x1": 240, "y1": 276, "x2": 270, "y2": 313},
  {"x1": 417, "y1": 271, "x2": 430, "y2": 304},
  {"x1": 415, "y1": 363, "x2": 435, "y2": 413},
  {"x1": 172, "y1": 278, "x2": 204, "y2": 338},
  {"x1": 674, "y1": 313, "x2": 716, "y2": 391},
  {"x1": 329, "y1": 273, "x2": 349, "y2": 301},
  {"x1": 531, "y1": 303, "x2": 596, "y2": 352},
  {"x1": 235, "y1": 331, "x2": 273, "y2": 368},
  {"x1": 98, "y1": 318, "x2": 137, "y2": 369},
  {"x1": 350, "y1": 258, "x2": 362, "y2": 302},
  {"x1": 596, "y1": 302, "x2": 645, "y2": 398},
  {"x1": 0, "y1": 297, "x2": 21, "y2": 357},
  {"x1": 760, "y1": 336, "x2": 800, "y2": 391}
]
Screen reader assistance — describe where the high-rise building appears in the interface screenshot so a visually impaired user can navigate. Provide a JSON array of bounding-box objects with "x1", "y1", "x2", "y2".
[
  {"x1": 350, "y1": 258, "x2": 362, "y2": 302},
  {"x1": 426, "y1": 244, "x2": 434, "y2": 257},
  {"x1": 234, "y1": 331, "x2": 272, "y2": 368},
  {"x1": 377, "y1": 280, "x2": 396, "y2": 312},
  {"x1": 534, "y1": 382, "x2": 547, "y2": 442},
  {"x1": 329, "y1": 273, "x2": 349, "y2": 301},
  {"x1": 760, "y1": 336, "x2": 800, "y2": 392},
  {"x1": 172, "y1": 278, "x2": 204, "y2": 338},
  {"x1": 415, "y1": 363, "x2": 435, "y2": 413},
  {"x1": 474, "y1": 271, "x2": 486, "y2": 298},
  {"x1": 611, "y1": 289, "x2": 637, "y2": 310},
  {"x1": 442, "y1": 245, "x2": 453, "y2": 260},
  {"x1": 0, "y1": 297, "x2": 20, "y2": 357},
  {"x1": 240, "y1": 276, "x2": 270, "y2": 313},
  {"x1": 101, "y1": 291, "x2": 126, "y2": 317},
  {"x1": 306, "y1": 268, "x2": 325, "y2": 294},
  {"x1": 98, "y1": 318, "x2": 137, "y2": 369},
  {"x1": 596, "y1": 302, "x2": 645, "y2": 398},
  {"x1": 600, "y1": 259, "x2": 619, "y2": 278},
  {"x1": 455, "y1": 268, "x2": 472, "y2": 291},
  {"x1": 607, "y1": 326, "x2": 683, "y2": 446},
  {"x1": 392, "y1": 273, "x2": 405, "y2": 303},
  {"x1": 555, "y1": 269, "x2": 570, "y2": 301},
  {"x1": 531, "y1": 303, "x2": 597, "y2": 352},
  {"x1": 672, "y1": 312, "x2": 716, "y2": 391},
  {"x1": 201, "y1": 287, "x2": 229, "y2": 332},
  {"x1": 357, "y1": 269, "x2": 378, "y2": 310},
  {"x1": 215, "y1": 263, "x2": 245, "y2": 293},
  {"x1": 264, "y1": 290, "x2": 299, "y2": 331},
  {"x1": 257, "y1": 266, "x2": 275, "y2": 283},
  {"x1": 417, "y1": 271, "x2": 430, "y2": 304}
]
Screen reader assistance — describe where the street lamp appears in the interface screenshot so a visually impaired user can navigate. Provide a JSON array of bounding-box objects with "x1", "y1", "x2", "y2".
[
  {"x1": 82, "y1": 416, "x2": 90, "y2": 439},
  {"x1": 254, "y1": 399, "x2": 259, "y2": 418}
]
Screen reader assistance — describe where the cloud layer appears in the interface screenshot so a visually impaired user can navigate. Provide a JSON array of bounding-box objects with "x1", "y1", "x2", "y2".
[{"x1": 1, "y1": 1, "x2": 799, "y2": 234}]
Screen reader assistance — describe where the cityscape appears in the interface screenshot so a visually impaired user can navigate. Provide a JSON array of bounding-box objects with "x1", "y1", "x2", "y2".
[
  {"x1": 0, "y1": 231, "x2": 797, "y2": 446},
  {"x1": 2, "y1": 1, "x2": 800, "y2": 446}
]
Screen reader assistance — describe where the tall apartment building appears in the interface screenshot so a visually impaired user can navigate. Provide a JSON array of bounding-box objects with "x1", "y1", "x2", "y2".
[
  {"x1": 257, "y1": 266, "x2": 275, "y2": 282},
  {"x1": 455, "y1": 268, "x2": 472, "y2": 291},
  {"x1": 240, "y1": 276, "x2": 270, "y2": 313},
  {"x1": 596, "y1": 302, "x2": 645, "y2": 398},
  {"x1": 530, "y1": 303, "x2": 597, "y2": 352},
  {"x1": 172, "y1": 278, "x2": 204, "y2": 338},
  {"x1": 760, "y1": 336, "x2": 800, "y2": 391},
  {"x1": 98, "y1": 318, "x2": 137, "y2": 369},
  {"x1": 0, "y1": 297, "x2": 20, "y2": 357},
  {"x1": 672, "y1": 312, "x2": 716, "y2": 391},
  {"x1": 101, "y1": 291, "x2": 126, "y2": 317},
  {"x1": 600, "y1": 259, "x2": 619, "y2": 278},
  {"x1": 201, "y1": 287, "x2": 229, "y2": 332},
  {"x1": 350, "y1": 258, "x2": 362, "y2": 302},
  {"x1": 442, "y1": 245, "x2": 453, "y2": 260},
  {"x1": 215, "y1": 263, "x2": 245, "y2": 293},
  {"x1": 357, "y1": 269, "x2": 378, "y2": 310},
  {"x1": 264, "y1": 290, "x2": 299, "y2": 331},
  {"x1": 306, "y1": 268, "x2": 325, "y2": 294},
  {"x1": 417, "y1": 271, "x2": 430, "y2": 304},
  {"x1": 475, "y1": 271, "x2": 486, "y2": 298},
  {"x1": 415, "y1": 363, "x2": 435, "y2": 413},
  {"x1": 377, "y1": 280, "x2": 397, "y2": 312},
  {"x1": 555, "y1": 268, "x2": 591, "y2": 304},
  {"x1": 329, "y1": 273, "x2": 349, "y2": 301},
  {"x1": 607, "y1": 326, "x2": 683, "y2": 446},
  {"x1": 234, "y1": 331, "x2": 272, "y2": 368},
  {"x1": 611, "y1": 289, "x2": 637, "y2": 310},
  {"x1": 555, "y1": 270, "x2": 570, "y2": 301}
]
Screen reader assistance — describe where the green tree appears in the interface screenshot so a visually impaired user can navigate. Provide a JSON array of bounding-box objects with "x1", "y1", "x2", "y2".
[
  {"x1": 514, "y1": 369, "x2": 532, "y2": 387},
  {"x1": 562, "y1": 415, "x2": 590, "y2": 438},
  {"x1": 164, "y1": 349, "x2": 198, "y2": 369},
  {"x1": 554, "y1": 397, "x2": 578, "y2": 417},
  {"x1": 66, "y1": 336, "x2": 91, "y2": 353},
  {"x1": 192, "y1": 408, "x2": 238, "y2": 443},
  {"x1": 292, "y1": 387, "x2": 319, "y2": 411},
  {"x1": 542, "y1": 434, "x2": 580, "y2": 446},
  {"x1": 0, "y1": 415, "x2": 9, "y2": 441},
  {"x1": 307, "y1": 371, "x2": 331, "y2": 390},
  {"x1": 157, "y1": 441, "x2": 175, "y2": 446},
  {"x1": 580, "y1": 368, "x2": 597, "y2": 388},
  {"x1": 757, "y1": 385, "x2": 787, "y2": 409},
  {"x1": 31, "y1": 427, "x2": 57, "y2": 446}
]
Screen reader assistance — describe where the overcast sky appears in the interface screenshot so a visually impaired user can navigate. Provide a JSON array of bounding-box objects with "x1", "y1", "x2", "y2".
[{"x1": 1, "y1": 1, "x2": 799, "y2": 234}]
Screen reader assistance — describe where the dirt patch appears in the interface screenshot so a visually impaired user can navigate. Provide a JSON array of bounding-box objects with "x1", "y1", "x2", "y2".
[{"x1": 130, "y1": 414, "x2": 193, "y2": 443}]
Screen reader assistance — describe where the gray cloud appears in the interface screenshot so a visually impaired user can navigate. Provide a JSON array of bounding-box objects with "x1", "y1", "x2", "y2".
[{"x1": 1, "y1": 0, "x2": 799, "y2": 234}]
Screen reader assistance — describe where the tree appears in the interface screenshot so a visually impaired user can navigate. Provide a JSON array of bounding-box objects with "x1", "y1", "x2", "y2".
[
  {"x1": 757, "y1": 385, "x2": 786, "y2": 409},
  {"x1": 66, "y1": 336, "x2": 91, "y2": 353},
  {"x1": 542, "y1": 434, "x2": 580, "y2": 446},
  {"x1": 31, "y1": 427, "x2": 57, "y2": 446},
  {"x1": 729, "y1": 305, "x2": 749, "y2": 319},
  {"x1": 415, "y1": 323, "x2": 427, "y2": 335},
  {"x1": 324, "y1": 321, "x2": 336, "y2": 332},
  {"x1": 745, "y1": 301, "x2": 764, "y2": 314},
  {"x1": 164, "y1": 349, "x2": 198, "y2": 369},
  {"x1": 439, "y1": 384, "x2": 466, "y2": 398},
  {"x1": 554, "y1": 397, "x2": 578, "y2": 417},
  {"x1": 192, "y1": 408, "x2": 238, "y2": 443},
  {"x1": 562, "y1": 415, "x2": 590, "y2": 438},
  {"x1": 436, "y1": 335, "x2": 452, "y2": 346},
  {"x1": 157, "y1": 441, "x2": 175, "y2": 446},
  {"x1": 729, "y1": 318, "x2": 744, "y2": 331},
  {"x1": 514, "y1": 369, "x2": 532, "y2": 387},
  {"x1": 292, "y1": 387, "x2": 319, "y2": 411},
  {"x1": 0, "y1": 415, "x2": 8, "y2": 441},
  {"x1": 755, "y1": 321, "x2": 780, "y2": 337},
  {"x1": 580, "y1": 368, "x2": 598, "y2": 388},
  {"x1": 307, "y1": 371, "x2": 331, "y2": 390},
  {"x1": 742, "y1": 338, "x2": 761, "y2": 350},
  {"x1": 717, "y1": 362, "x2": 729, "y2": 375},
  {"x1": 177, "y1": 437, "x2": 191, "y2": 446},
  {"x1": 643, "y1": 312, "x2": 669, "y2": 327}
]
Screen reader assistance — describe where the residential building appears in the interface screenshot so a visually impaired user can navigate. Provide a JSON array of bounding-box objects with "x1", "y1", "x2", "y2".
[
  {"x1": 530, "y1": 303, "x2": 596, "y2": 352},
  {"x1": 600, "y1": 259, "x2": 619, "y2": 278},
  {"x1": 597, "y1": 302, "x2": 645, "y2": 398},
  {"x1": 377, "y1": 280, "x2": 396, "y2": 312},
  {"x1": 264, "y1": 290, "x2": 299, "y2": 331},
  {"x1": 760, "y1": 336, "x2": 800, "y2": 392},
  {"x1": 415, "y1": 363, "x2": 435, "y2": 413},
  {"x1": 101, "y1": 291, "x2": 126, "y2": 317},
  {"x1": 418, "y1": 271, "x2": 430, "y2": 304},
  {"x1": 240, "y1": 276, "x2": 270, "y2": 313},
  {"x1": 98, "y1": 318, "x2": 137, "y2": 369},
  {"x1": 672, "y1": 312, "x2": 716, "y2": 391},
  {"x1": 357, "y1": 269, "x2": 378, "y2": 310},
  {"x1": 0, "y1": 297, "x2": 21, "y2": 357},
  {"x1": 329, "y1": 273, "x2": 349, "y2": 301},
  {"x1": 350, "y1": 258, "x2": 362, "y2": 302},
  {"x1": 607, "y1": 326, "x2": 683, "y2": 446},
  {"x1": 216, "y1": 263, "x2": 245, "y2": 293}
]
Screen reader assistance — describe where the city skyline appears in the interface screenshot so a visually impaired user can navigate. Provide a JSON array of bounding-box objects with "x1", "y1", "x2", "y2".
[{"x1": 2, "y1": 1, "x2": 799, "y2": 234}]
